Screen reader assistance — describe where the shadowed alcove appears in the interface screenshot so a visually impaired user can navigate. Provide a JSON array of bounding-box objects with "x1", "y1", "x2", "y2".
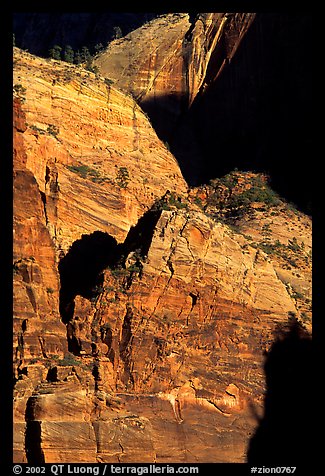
[
  {"x1": 58, "y1": 202, "x2": 163, "y2": 328},
  {"x1": 58, "y1": 231, "x2": 118, "y2": 324}
]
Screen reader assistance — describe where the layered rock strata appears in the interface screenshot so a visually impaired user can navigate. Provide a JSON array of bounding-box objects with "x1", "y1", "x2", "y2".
[
  {"x1": 13, "y1": 20, "x2": 311, "y2": 464},
  {"x1": 13, "y1": 48, "x2": 187, "y2": 253},
  {"x1": 94, "y1": 13, "x2": 256, "y2": 137}
]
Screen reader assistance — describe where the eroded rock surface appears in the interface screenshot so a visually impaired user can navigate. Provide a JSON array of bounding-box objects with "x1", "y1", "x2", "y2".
[
  {"x1": 94, "y1": 13, "x2": 256, "y2": 138},
  {"x1": 13, "y1": 13, "x2": 311, "y2": 463}
]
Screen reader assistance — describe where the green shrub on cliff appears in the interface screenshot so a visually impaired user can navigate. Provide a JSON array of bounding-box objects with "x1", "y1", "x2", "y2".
[
  {"x1": 66, "y1": 164, "x2": 109, "y2": 183},
  {"x1": 47, "y1": 124, "x2": 60, "y2": 137},
  {"x1": 207, "y1": 172, "x2": 281, "y2": 219},
  {"x1": 63, "y1": 45, "x2": 74, "y2": 63},
  {"x1": 49, "y1": 45, "x2": 62, "y2": 60},
  {"x1": 116, "y1": 166, "x2": 129, "y2": 188}
]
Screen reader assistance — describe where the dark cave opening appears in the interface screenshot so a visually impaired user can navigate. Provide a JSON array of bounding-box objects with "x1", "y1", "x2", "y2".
[
  {"x1": 189, "y1": 292, "x2": 199, "y2": 310},
  {"x1": 58, "y1": 231, "x2": 119, "y2": 325},
  {"x1": 58, "y1": 203, "x2": 163, "y2": 334},
  {"x1": 121, "y1": 204, "x2": 162, "y2": 259}
]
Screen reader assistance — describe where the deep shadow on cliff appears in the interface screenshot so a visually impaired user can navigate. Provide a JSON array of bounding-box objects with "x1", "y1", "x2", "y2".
[
  {"x1": 13, "y1": 12, "x2": 312, "y2": 215},
  {"x1": 143, "y1": 13, "x2": 313, "y2": 214},
  {"x1": 58, "y1": 203, "x2": 163, "y2": 353},
  {"x1": 247, "y1": 320, "x2": 313, "y2": 465}
]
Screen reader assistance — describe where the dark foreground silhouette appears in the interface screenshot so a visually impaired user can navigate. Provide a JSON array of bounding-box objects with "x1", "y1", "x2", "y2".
[{"x1": 247, "y1": 320, "x2": 313, "y2": 465}]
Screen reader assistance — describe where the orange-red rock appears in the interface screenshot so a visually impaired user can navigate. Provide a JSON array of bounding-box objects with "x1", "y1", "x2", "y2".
[
  {"x1": 94, "y1": 13, "x2": 255, "y2": 143},
  {"x1": 13, "y1": 13, "x2": 311, "y2": 464},
  {"x1": 94, "y1": 13, "x2": 256, "y2": 111}
]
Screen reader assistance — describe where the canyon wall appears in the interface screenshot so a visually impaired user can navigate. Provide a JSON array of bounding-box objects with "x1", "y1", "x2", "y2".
[
  {"x1": 94, "y1": 13, "x2": 256, "y2": 140},
  {"x1": 13, "y1": 12, "x2": 311, "y2": 464}
]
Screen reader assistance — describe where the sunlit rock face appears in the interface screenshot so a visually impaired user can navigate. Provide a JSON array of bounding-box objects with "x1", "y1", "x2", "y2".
[
  {"x1": 13, "y1": 11, "x2": 311, "y2": 463},
  {"x1": 94, "y1": 13, "x2": 256, "y2": 139}
]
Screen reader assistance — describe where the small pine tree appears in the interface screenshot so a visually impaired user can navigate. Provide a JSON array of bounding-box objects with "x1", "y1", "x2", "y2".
[
  {"x1": 112, "y1": 26, "x2": 123, "y2": 40},
  {"x1": 74, "y1": 50, "x2": 82, "y2": 64},
  {"x1": 94, "y1": 43, "x2": 104, "y2": 55},
  {"x1": 49, "y1": 45, "x2": 62, "y2": 61},
  {"x1": 81, "y1": 46, "x2": 91, "y2": 63},
  {"x1": 63, "y1": 45, "x2": 74, "y2": 63}
]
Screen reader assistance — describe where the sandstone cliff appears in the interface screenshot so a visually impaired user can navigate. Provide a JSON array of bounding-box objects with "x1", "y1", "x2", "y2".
[
  {"x1": 13, "y1": 13, "x2": 311, "y2": 465},
  {"x1": 94, "y1": 13, "x2": 255, "y2": 139}
]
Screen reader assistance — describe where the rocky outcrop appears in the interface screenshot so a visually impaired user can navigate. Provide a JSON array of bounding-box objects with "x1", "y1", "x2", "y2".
[
  {"x1": 13, "y1": 17, "x2": 311, "y2": 464},
  {"x1": 94, "y1": 13, "x2": 256, "y2": 139},
  {"x1": 189, "y1": 172, "x2": 312, "y2": 328},
  {"x1": 13, "y1": 48, "x2": 187, "y2": 254},
  {"x1": 13, "y1": 96, "x2": 67, "y2": 463},
  {"x1": 13, "y1": 48, "x2": 186, "y2": 463}
]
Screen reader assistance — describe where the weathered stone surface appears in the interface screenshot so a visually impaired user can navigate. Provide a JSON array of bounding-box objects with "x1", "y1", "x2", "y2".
[
  {"x1": 13, "y1": 48, "x2": 187, "y2": 253},
  {"x1": 93, "y1": 418, "x2": 155, "y2": 463},
  {"x1": 38, "y1": 421, "x2": 98, "y2": 463},
  {"x1": 13, "y1": 98, "x2": 67, "y2": 387},
  {"x1": 12, "y1": 12, "x2": 311, "y2": 464},
  {"x1": 26, "y1": 382, "x2": 91, "y2": 422},
  {"x1": 13, "y1": 422, "x2": 28, "y2": 463},
  {"x1": 94, "y1": 13, "x2": 256, "y2": 124}
]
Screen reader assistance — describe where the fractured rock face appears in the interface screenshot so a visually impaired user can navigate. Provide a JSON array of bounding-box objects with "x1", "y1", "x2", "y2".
[
  {"x1": 13, "y1": 98, "x2": 67, "y2": 378},
  {"x1": 12, "y1": 12, "x2": 311, "y2": 463},
  {"x1": 94, "y1": 13, "x2": 256, "y2": 139},
  {"x1": 13, "y1": 48, "x2": 187, "y2": 253},
  {"x1": 94, "y1": 13, "x2": 256, "y2": 108}
]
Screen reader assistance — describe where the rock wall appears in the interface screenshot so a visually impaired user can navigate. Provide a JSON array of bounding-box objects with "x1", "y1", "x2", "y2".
[
  {"x1": 12, "y1": 12, "x2": 311, "y2": 463},
  {"x1": 13, "y1": 49, "x2": 187, "y2": 254},
  {"x1": 94, "y1": 13, "x2": 255, "y2": 139}
]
